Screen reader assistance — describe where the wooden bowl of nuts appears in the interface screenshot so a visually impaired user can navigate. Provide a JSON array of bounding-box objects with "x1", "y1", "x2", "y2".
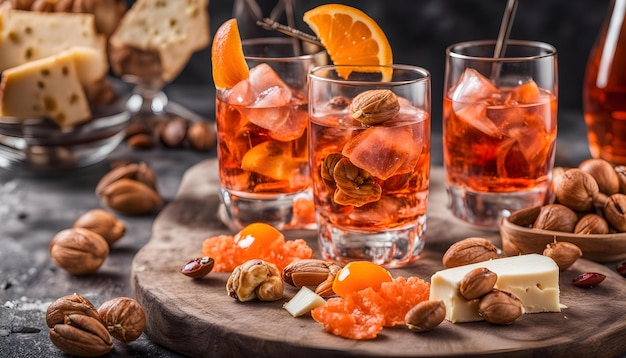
[
  {"x1": 501, "y1": 206, "x2": 626, "y2": 263},
  {"x1": 501, "y1": 158, "x2": 626, "y2": 263}
]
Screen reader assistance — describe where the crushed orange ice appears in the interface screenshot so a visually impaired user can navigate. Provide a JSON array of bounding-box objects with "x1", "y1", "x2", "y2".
[
  {"x1": 303, "y1": 3, "x2": 393, "y2": 81},
  {"x1": 201, "y1": 223, "x2": 312, "y2": 272},
  {"x1": 211, "y1": 18, "x2": 249, "y2": 90},
  {"x1": 312, "y1": 276, "x2": 431, "y2": 340}
]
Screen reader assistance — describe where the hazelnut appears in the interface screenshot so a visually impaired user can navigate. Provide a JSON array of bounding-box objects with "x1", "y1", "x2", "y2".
[
  {"x1": 603, "y1": 193, "x2": 626, "y2": 232},
  {"x1": 127, "y1": 133, "x2": 155, "y2": 150},
  {"x1": 282, "y1": 259, "x2": 342, "y2": 288},
  {"x1": 532, "y1": 204, "x2": 578, "y2": 232},
  {"x1": 49, "y1": 314, "x2": 113, "y2": 357},
  {"x1": 349, "y1": 89, "x2": 400, "y2": 125},
  {"x1": 100, "y1": 178, "x2": 164, "y2": 215},
  {"x1": 458, "y1": 267, "x2": 498, "y2": 300},
  {"x1": 405, "y1": 300, "x2": 446, "y2": 333},
  {"x1": 574, "y1": 213, "x2": 609, "y2": 235},
  {"x1": 95, "y1": 161, "x2": 158, "y2": 196},
  {"x1": 45, "y1": 294, "x2": 101, "y2": 329},
  {"x1": 553, "y1": 168, "x2": 599, "y2": 212},
  {"x1": 227, "y1": 259, "x2": 283, "y2": 302},
  {"x1": 442, "y1": 237, "x2": 499, "y2": 268},
  {"x1": 73, "y1": 209, "x2": 126, "y2": 245},
  {"x1": 542, "y1": 241, "x2": 582, "y2": 271},
  {"x1": 186, "y1": 122, "x2": 216, "y2": 152},
  {"x1": 98, "y1": 297, "x2": 146, "y2": 343},
  {"x1": 615, "y1": 166, "x2": 626, "y2": 194},
  {"x1": 478, "y1": 289, "x2": 523, "y2": 325},
  {"x1": 160, "y1": 117, "x2": 188, "y2": 148},
  {"x1": 282, "y1": 259, "x2": 342, "y2": 298},
  {"x1": 579, "y1": 158, "x2": 620, "y2": 195},
  {"x1": 49, "y1": 228, "x2": 109, "y2": 275}
]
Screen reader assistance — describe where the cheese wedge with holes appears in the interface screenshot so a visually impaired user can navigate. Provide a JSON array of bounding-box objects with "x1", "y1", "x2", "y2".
[
  {"x1": 0, "y1": 49, "x2": 92, "y2": 128},
  {"x1": 109, "y1": 0, "x2": 210, "y2": 82},
  {"x1": 0, "y1": 4, "x2": 108, "y2": 82},
  {"x1": 429, "y1": 254, "x2": 561, "y2": 323}
]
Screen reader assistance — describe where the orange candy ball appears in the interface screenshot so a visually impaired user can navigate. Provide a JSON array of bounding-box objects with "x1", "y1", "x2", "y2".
[
  {"x1": 201, "y1": 222, "x2": 312, "y2": 272},
  {"x1": 332, "y1": 261, "x2": 393, "y2": 298}
]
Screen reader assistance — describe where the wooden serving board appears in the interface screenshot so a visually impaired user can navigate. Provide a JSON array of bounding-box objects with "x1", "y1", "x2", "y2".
[{"x1": 132, "y1": 160, "x2": 626, "y2": 358}]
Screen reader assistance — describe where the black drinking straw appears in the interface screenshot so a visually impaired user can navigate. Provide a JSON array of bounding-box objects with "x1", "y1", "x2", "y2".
[{"x1": 491, "y1": 0, "x2": 519, "y2": 80}]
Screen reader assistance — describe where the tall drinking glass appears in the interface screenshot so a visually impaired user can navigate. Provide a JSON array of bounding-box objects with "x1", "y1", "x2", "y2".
[
  {"x1": 309, "y1": 65, "x2": 431, "y2": 267},
  {"x1": 216, "y1": 38, "x2": 326, "y2": 230},
  {"x1": 443, "y1": 40, "x2": 558, "y2": 228}
]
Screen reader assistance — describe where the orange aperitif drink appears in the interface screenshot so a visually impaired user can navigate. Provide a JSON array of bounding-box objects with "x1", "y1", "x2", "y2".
[
  {"x1": 212, "y1": 19, "x2": 324, "y2": 230},
  {"x1": 444, "y1": 70, "x2": 557, "y2": 192},
  {"x1": 443, "y1": 40, "x2": 558, "y2": 228},
  {"x1": 309, "y1": 65, "x2": 431, "y2": 267},
  {"x1": 304, "y1": 4, "x2": 430, "y2": 267}
]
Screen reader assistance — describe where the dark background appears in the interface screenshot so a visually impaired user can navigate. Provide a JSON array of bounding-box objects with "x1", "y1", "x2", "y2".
[{"x1": 172, "y1": 0, "x2": 611, "y2": 130}]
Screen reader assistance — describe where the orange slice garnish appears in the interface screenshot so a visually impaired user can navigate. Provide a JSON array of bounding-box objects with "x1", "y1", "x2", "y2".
[
  {"x1": 303, "y1": 4, "x2": 393, "y2": 81},
  {"x1": 211, "y1": 18, "x2": 249, "y2": 89}
]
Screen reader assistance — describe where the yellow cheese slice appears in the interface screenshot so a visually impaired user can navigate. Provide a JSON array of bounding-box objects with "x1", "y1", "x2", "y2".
[
  {"x1": 109, "y1": 0, "x2": 210, "y2": 82},
  {"x1": 0, "y1": 49, "x2": 92, "y2": 128},
  {"x1": 429, "y1": 254, "x2": 561, "y2": 323},
  {"x1": 0, "y1": 3, "x2": 108, "y2": 82}
]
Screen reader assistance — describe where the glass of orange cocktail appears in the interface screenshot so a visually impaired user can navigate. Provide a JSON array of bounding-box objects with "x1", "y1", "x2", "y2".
[
  {"x1": 309, "y1": 64, "x2": 431, "y2": 267},
  {"x1": 215, "y1": 37, "x2": 325, "y2": 230},
  {"x1": 443, "y1": 40, "x2": 558, "y2": 228}
]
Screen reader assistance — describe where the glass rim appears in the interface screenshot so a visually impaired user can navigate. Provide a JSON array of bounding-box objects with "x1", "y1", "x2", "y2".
[
  {"x1": 308, "y1": 64, "x2": 431, "y2": 86},
  {"x1": 241, "y1": 37, "x2": 325, "y2": 62},
  {"x1": 446, "y1": 39, "x2": 557, "y2": 62}
]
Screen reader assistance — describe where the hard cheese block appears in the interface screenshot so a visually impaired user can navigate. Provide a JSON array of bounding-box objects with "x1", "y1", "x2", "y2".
[
  {"x1": 109, "y1": 0, "x2": 210, "y2": 82},
  {"x1": 429, "y1": 254, "x2": 560, "y2": 323},
  {"x1": 0, "y1": 49, "x2": 92, "y2": 128},
  {"x1": 0, "y1": 3, "x2": 108, "y2": 81}
]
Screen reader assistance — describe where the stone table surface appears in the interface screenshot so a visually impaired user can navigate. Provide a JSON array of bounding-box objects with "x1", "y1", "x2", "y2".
[{"x1": 0, "y1": 85, "x2": 622, "y2": 358}]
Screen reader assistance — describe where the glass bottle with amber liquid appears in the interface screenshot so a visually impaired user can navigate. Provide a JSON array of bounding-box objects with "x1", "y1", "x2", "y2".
[{"x1": 583, "y1": 0, "x2": 626, "y2": 165}]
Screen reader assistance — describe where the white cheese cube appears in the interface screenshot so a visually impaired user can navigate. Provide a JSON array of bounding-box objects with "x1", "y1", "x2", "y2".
[
  {"x1": 283, "y1": 287, "x2": 327, "y2": 317},
  {"x1": 0, "y1": 50, "x2": 91, "y2": 128},
  {"x1": 110, "y1": 0, "x2": 210, "y2": 82},
  {"x1": 429, "y1": 254, "x2": 560, "y2": 323},
  {"x1": 0, "y1": 4, "x2": 108, "y2": 82}
]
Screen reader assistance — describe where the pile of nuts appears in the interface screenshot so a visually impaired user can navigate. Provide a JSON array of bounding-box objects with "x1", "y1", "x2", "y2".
[
  {"x1": 49, "y1": 209, "x2": 125, "y2": 275},
  {"x1": 46, "y1": 293, "x2": 145, "y2": 356},
  {"x1": 536, "y1": 158, "x2": 626, "y2": 234},
  {"x1": 125, "y1": 117, "x2": 216, "y2": 152},
  {"x1": 95, "y1": 161, "x2": 163, "y2": 216}
]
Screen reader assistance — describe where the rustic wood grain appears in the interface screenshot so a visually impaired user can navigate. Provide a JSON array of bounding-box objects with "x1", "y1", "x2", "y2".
[{"x1": 132, "y1": 159, "x2": 626, "y2": 357}]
